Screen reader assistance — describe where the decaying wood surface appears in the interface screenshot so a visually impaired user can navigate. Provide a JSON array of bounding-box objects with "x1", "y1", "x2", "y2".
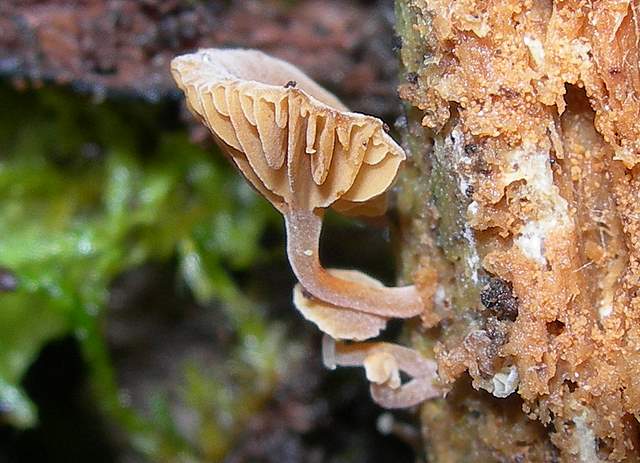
[{"x1": 395, "y1": 0, "x2": 640, "y2": 461}]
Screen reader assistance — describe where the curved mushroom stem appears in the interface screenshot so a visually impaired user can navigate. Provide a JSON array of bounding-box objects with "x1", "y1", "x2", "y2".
[
  {"x1": 369, "y1": 378, "x2": 438, "y2": 409},
  {"x1": 322, "y1": 335, "x2": 442, "y2": 409},
  {"x1": 284, "y1": 208, "x2": 424, "y2": 318}
]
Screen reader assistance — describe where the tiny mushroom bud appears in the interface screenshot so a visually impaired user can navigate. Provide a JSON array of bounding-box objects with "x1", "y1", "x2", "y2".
[
  {"x1": 171, "y1": 48, "x2": 425, "y2": 318},
  {"x1": 322, "y1": 336, "x2": 442, "y2": 409}
]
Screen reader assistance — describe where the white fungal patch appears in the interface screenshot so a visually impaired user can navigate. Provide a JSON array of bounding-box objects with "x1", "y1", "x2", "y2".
[
  {"x1": 501, "y1": 145, "x2": 554, "y2": 192},
  {"x1": 434, "y1": 285, "x2": 446, "y2": 309},
  {"x1": 598, "y1": 304, "x2": 613, "y2": 319},
  {"x1": 463, "y1": 228, "x2": 481, "y2": 283},
  {"x1": 524, "y1": 36, "x2": 545, "y2": 66},
  {"x1": 501, "y1": 144, "x2": 571, "y2": 267},
  {"x1": 515, "y1": 216, "x2": 557, "y2": 266},
  {"x1": 597, "y1": 256, "x2": 625, "y2": 321},
  {"x1": 450, "y1": 128, "x2": 473, "y2": 197},
  {"x1": 449, "y1": 127, "x2": 481, "y2": 283},
  {"x1": 467, "y1": 200, "x2": 479, "y2": 218},
  {"x1": 491, "y1": 365, "x2": 519, "y2": 398},
  {"x1": 573, "y1": 412, "x2": 601, "y2": 463}
]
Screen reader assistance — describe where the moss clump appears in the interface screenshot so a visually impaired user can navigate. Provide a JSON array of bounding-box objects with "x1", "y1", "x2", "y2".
[{"x1": 0, "y1": 82, "x2": 291, "y2": 460}]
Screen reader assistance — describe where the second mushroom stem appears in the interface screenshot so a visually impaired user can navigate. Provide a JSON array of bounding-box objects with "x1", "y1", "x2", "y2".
[{"x1": 284, "y1": 207, "x2": 424, "y2": 318}]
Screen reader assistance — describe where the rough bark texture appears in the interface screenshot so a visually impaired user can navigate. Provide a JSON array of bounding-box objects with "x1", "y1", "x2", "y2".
[{"x1": 395, "y1": 0, "x2": 640, "y2": 461}]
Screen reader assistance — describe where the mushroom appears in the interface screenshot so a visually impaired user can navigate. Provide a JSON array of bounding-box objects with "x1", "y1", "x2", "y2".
[
  {"x1": 322, "y1": 336, "x2": 442, "y2": 409},
  {"x1": 292, "y1": 269, "x2": 389, "y2": 341},
  {"x1": 171, "y1": 48, "x2": 424, "y2": 318}
]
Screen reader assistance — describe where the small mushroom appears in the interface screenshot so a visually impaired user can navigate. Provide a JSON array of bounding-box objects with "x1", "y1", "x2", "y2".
[
  {"x1": 171, "y1": 48, "x2": 424, "y2": 318},
  {"x1": 322, "y1": 336, "x2": 442, "y2": 409},
  {"x1": 293, "y1": 269, "x2": 389, "y2": 341}
]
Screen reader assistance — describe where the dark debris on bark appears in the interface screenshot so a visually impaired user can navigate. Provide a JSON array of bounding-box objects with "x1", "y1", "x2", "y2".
[{"x1": 480, "y1": 277, "x2": 519, "y2": 322}]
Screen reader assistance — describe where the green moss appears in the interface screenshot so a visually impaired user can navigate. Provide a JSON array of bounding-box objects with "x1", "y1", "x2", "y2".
[
  {"x1": 0, "y1": 82, "x2": 285, "y2": 460},
  {"x1": 396, "y1": 0, "x2": 432, "y2": 75}
]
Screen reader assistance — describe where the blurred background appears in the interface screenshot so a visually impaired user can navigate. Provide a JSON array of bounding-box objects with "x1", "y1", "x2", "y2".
[{"x1": 0, "y1": 1, "x2": 415, "y2": 461}]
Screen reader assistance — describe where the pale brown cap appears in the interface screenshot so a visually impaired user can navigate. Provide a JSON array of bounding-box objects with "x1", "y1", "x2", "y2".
[{"x1": 171, "y1": 48, "x2": 405, "y2": 215}]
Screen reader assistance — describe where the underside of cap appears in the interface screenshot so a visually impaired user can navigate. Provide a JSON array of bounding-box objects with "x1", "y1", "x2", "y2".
[
  {"x1": 292, "y1": 269, "x2": 389, "y2": 341},
  {"x1": 171, "y1": 48, "x2": 405, "y2": 215}
]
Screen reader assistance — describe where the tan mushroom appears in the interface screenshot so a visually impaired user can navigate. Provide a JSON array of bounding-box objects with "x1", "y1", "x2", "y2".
[
  {"x1": 322, "y1": 336, "x2": 442, "y2": 409},
  {"x1": 171, "y1": 48, "x2": 423, "y2": 318},
  {"x1": 292, "y1": 269, "x2": 389, "y2": 341}
]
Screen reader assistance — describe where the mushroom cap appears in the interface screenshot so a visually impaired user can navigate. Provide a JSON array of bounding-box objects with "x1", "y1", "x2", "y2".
[
  {"x1": 171, "y1": 48, "x2": 405, "y2": 215},
  {"x1": 293, "y1": 269, "x2": 388, "y2": 341}
]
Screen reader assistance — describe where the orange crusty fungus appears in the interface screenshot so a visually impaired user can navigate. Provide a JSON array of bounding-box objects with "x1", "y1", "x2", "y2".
[{"x1": 171, "y1": 48, "x2": 424, "y2": 318}]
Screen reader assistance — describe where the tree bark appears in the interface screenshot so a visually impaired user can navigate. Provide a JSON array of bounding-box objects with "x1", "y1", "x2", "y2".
[{"x1": 395, "y1": 0, "x2": 640, "y2": 461}]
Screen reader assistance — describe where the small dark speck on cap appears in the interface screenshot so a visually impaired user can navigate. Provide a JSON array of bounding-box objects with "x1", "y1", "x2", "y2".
[{"x1": 285, "y1": 80, "x2": 297, "y2": 88}]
